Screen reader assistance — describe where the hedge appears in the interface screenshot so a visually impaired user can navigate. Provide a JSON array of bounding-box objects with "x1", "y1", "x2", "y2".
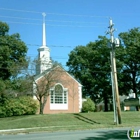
[{"x1": 0, "y1": 96, "x2": 38, "y2": 117}]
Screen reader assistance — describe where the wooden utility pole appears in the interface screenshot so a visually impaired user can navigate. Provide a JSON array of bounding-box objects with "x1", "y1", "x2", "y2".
[
  {"x1": 110, "y1": 52, "x2": 118, "y2": 124},
  {"x1": 108, "y1": 19, "x2": 122, "y2": 124}
]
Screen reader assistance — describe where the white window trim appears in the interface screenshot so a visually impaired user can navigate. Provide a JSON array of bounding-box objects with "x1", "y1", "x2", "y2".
[{"x1": 50, "y1": 83, "x2": 68, "y2": 110}]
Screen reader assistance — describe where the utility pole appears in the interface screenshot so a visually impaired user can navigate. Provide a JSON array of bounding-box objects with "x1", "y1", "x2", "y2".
[
  {"x1": 107, "y1": 19, "x2": 122, "y2": 124},
  {"x1": 110, "y1": 52, "x2": 118, "y2": 125}
]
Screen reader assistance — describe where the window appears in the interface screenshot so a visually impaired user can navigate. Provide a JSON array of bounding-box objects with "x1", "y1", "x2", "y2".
[
  {"x1": 50, "y1": 84, "x2": 67, "y2": 104},
  {"x1": 64, "y1": 91, "x2": 67, "y2": 104},
  {"x1": 55, "y1": 84, "x2": 63, "y2": 104},
  {"x1": 50, "y1": 90, "x2": 54, "y2": 103}
]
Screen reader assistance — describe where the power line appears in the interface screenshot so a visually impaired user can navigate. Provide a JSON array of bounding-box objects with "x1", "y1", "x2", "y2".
[
  {"x1": 0, "y1": 54, "x2": 69, "y2": 59},
  {"x1": 46, "y1": 13, "x2": 109, "y2": 18},
  {"x1": 3, "y1": 21, "x2": 106, "y2": 28},
  {"x1": 0, "y1": 8, "x2": 41, "y2": 14},
  {"x1": 5, "y1": 21, "x2": 41, "y2": 25},
  {"x1": 46, "y1": 20, "x2": 106, "y2": 24},
  {"x1": 0, "y1": 51, "x2": 69, "y2": 59},
  {"x1": 0, "y1": 42, "x2": 76, "y2": 48},
  {"x1": 0, "y1": 15, "x2": 42, "y2": 21},
  {"x1": 0, "y1": 66, "x2": 111, "y2": 73},
  {"x1": 0, "y1": 7, "x2": 109, "y2": 18},
  {"x1": 26, "y1": 44, "x2": 74, "y2": 48},
  {"x1": 0, "y1": 65, "x2": 137, "y2": 73},
  {"x1": 0, "y1": 15, "x2": 107, "y2": 24},
  {"x1": 28, "y1": 56, "x2": 69, "y2": 59}
]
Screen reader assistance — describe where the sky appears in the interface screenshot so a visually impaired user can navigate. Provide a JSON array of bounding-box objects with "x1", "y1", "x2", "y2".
[{"x1": 0, "y1": 0, "x2": 140, "y2": 70}]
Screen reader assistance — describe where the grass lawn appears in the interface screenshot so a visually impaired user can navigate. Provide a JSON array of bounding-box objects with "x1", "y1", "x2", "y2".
[{"x1": 0, "y1": 111, "x2": 140, "y2": 133}]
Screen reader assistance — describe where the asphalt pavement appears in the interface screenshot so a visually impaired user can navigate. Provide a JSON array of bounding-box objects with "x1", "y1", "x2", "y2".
[{"x1": 0, "y1": 127, "x2": 137, "y2": 140}]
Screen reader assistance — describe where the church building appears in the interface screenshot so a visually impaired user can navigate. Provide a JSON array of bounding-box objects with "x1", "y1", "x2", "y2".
[{"x1": 33, "y1": 13, "x2": 82, "y2": 114}]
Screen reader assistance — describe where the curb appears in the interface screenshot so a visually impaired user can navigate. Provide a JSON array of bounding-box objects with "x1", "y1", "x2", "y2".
[{"x1": 0, "y1": 125, "x2": 81, "y2": 133}]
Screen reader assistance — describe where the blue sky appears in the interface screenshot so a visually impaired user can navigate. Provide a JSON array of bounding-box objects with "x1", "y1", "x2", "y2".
[{"x1": 0, "y1": 0, "x2": 140, "y2": 70}]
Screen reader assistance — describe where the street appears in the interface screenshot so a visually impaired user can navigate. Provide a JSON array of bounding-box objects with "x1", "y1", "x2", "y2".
[{"x1": 0, "y1": 128, "x2": 131, "y2": 140}]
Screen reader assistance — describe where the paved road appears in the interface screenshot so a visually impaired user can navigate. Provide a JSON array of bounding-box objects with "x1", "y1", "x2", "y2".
[{"x1": 0, "y1": 128, "x2": 138, "y2": 140}]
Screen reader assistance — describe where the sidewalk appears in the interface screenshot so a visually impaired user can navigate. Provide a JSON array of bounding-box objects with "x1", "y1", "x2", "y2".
[{"x1": 0, "y1": 125, "x2": 81, "y2": 133}]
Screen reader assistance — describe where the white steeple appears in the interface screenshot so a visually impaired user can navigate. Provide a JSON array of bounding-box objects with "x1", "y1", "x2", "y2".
[
  {"x1": 42, "y1": 12, "x2": 46, "y2": 47},
  {"x1": 36, "y1": 12, "x2": 52, "y2": 75}
]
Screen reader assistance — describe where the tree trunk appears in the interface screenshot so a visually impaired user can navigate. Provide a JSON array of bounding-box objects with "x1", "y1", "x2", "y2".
[
  {"x1": 73, "y1": 98, "x2": 75, "y2": 113},
  {"x1": 104, "y1": 94, "x2": 108, "y2": 112},
  {"x1": 132, "y1": 71, "x2": 139, "y2": 111},
  {"x1": 39, "y1": 101, "x2": 44, "y2": 114}
]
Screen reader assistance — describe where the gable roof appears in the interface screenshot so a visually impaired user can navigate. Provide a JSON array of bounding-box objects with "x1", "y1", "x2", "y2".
[
  {"x1": 34, "y1": 65, "x2": 82, "y2": 86},
  {"x1": 34, "y1": 66, "x2": 53, "y2": 81}
]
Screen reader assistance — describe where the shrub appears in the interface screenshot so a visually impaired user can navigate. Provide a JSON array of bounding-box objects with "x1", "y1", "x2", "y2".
[
  {"x1": 0, "y1": 106, "x2": 7, "y2": 117},
  {"x1": 18, "y1": 96, "x2": 39, "y2": 115},
  {"x1": 0, "y1": 96, "x2": 38, "y2": 117},
  {"x1": 82, "y1": 98, "x2": 95, "y2": 112}
]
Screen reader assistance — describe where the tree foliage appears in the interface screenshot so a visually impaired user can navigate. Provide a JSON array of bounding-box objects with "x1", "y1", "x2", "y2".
[
  {"x1": 67, "y1": 36, "x2": 114, "y2": 111},
  {"x1": 9, "y1": 76, "x2": 33, "y2": 96},
  {"x1": 118, "y1": 27, "x2": 140, "y2": 97},
  {"x1": 67, "y1": 27, "x2": 140, "y2": 112},
  {"x1": 0, "y1": 21, "x2": 28, "y2": 80},
  {"x1": 82, "y1": 98, "x2": 95, "y2": 112}
]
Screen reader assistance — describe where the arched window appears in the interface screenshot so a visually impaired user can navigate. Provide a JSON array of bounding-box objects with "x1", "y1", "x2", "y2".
[
  {"x1": 50, "y1": 84, "x2": 67, "y2": 104},
  {"x1": 55, "y1": 84, "x2": 63, "y2": 104},
  {"x1": 55, "y1": 84, "x2": 63, "y2": 94}
]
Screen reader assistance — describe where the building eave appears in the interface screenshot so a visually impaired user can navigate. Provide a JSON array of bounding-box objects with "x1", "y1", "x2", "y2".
[{"x1": 34, "y1": 65, "x2": 82, "y2": 87}]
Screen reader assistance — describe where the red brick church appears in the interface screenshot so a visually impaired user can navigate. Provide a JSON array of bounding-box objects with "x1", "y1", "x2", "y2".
[{"x1": 33, "y1": 13, "x2": 82, "y2": 114}]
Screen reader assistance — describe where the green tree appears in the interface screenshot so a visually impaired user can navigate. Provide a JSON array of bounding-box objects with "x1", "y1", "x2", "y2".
[
  {"x1": 67, "y1": 28, "x2": 140, "y2": 112},
  {"x1": 9, "y1": 76, "x2": 33, "y2": 96},
  {"x1": 67, "y1": 36, "x2": 114, "y2": 111},
  {"x1": 0, "y1": 80, "x2": 7, "y2": 105},
  {"x1": 118, "y1": 27, "x2": 140, "y2": 98},
  {"x1": 0, "y1": 21, "x2": 28, "y2": 80}
]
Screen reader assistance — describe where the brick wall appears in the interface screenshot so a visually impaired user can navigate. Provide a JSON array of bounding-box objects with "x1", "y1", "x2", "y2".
[{"x1": 36, "y1": 66, "x2": 81, "y2": 114}]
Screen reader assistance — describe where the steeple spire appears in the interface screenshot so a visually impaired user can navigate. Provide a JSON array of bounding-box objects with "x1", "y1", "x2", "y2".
[
  {"x1": 42, "y1": 12, "x2": 46, "y2": 46},
  {"x1": 36, "y1": 12, "x2": 52, "y2": 75}
]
